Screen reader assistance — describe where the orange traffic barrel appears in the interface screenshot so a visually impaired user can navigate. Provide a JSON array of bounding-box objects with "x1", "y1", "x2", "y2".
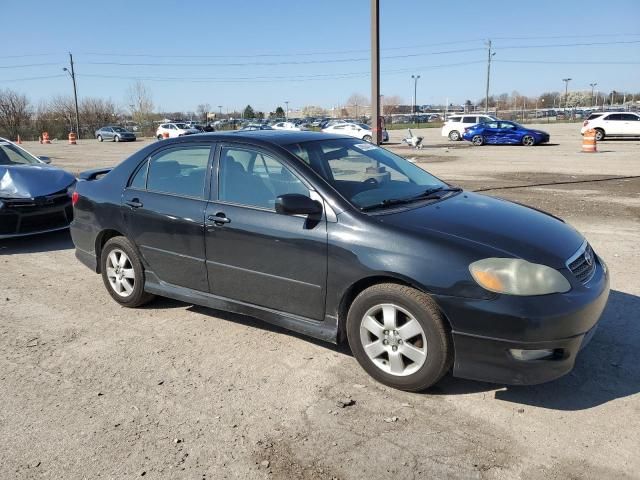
[
  {"x1": 16, "y1": 135, "x2": 22, "y2": 144},
  {"x1": 68, "y1": 132, "x2": 77, "y2": 145},
  {"x1": 42, "y1": 132, "x2": 51, "y2": 144},
  {"x1": 582, "y1": 129, "x2": 597, "y2": 153},
  {"x1": 162, "y1": 132, "x2": 170, "y2": 139}
]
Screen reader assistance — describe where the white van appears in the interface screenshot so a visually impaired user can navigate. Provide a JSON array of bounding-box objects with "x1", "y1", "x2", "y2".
[{"x1": 442, "y1": 114, "x2": 498, "y2": 141}]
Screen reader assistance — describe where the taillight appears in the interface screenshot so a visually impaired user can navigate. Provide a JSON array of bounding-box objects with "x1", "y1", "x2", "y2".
[{"x1": 71, "y1": 191, "x2": 79, "y2": 206}]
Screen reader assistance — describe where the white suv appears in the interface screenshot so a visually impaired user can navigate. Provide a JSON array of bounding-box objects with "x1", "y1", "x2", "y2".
[
  {"x1": 442, "y1": 114, "x2": 498, "y2": 141},
  {"x1": 580, "y1": 112, "x2": 640, "y2": 141},
  {"x1": 156, "y1": 123, "x2": 200, "y2": 139}
]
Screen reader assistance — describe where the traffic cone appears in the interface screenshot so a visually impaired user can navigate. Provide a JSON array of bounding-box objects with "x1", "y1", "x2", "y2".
[{"x1": 16, "y1": 135, "x2": 22, "y2": 144}]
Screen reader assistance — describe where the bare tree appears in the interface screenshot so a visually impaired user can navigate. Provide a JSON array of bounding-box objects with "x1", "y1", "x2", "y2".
[
  {"x1": 126, "y1": 80, "x2": 154, "y2": 126},
  {"x1": 381, "y1": 95, "x2": 403, "y2": 115},
  {"x1": 345, "y1": 93, "x2": 369, "y2": 117},
  {"x1": 80, "y1": 97, "x2": 119, "y2": 133},
  {"x1": 301, "y1": 105, "x2": 327, "y2": 117},
  {"x1": 196, "y1": 103, "x2": 211, "y2": 122},
  {"x1": 0, "y1": 89, "x2": 31, "y2": 139}
]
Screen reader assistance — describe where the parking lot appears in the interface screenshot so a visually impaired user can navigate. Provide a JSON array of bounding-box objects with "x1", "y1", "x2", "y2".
[{"x1": 1, "y1": 123, "x2": 639, "y2": 479}]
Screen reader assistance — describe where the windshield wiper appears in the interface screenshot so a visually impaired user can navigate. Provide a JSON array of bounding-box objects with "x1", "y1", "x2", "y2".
[{"x1": 360, "y1": 186, "x2": 462, "y2": 212}]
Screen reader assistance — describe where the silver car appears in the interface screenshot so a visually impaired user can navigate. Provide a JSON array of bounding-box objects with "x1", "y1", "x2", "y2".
[{"x1": 95, "y1": 126, "x2": 136, "y2": 142}]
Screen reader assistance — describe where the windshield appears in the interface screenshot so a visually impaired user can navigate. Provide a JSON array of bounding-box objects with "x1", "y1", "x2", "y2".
[
  {"x1": 284, "y1": 138, "x2": 446, "y2": 210},
  {"x1": 175, "y1": 123, "x2": 188, "y2": 129},
  {"x1": 0, "y1": 142, "x2": 41, "y2": 165},
  {"x1": 113, "y1": 127, "x2": 126, "y2": 132}
]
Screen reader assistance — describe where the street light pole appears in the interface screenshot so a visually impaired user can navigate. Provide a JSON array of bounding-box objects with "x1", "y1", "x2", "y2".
[
  {"x1": 371, "y1": 0, "x2": 381, "y2": 144},
  {"x1": 589, "y1": 82, "x2": 597, "y2": 107},
  {"x1": 562, "y1": 78, "x2": 572, "y2": 111},
  {"x1": 411, "y1": 74, "x2": 420, "y2": 122},
  {"x1": 484, "y1": 40, "x2": 494, "y2": 113},
  {"x1": 62, "y1": 52, "x2": 80, "y2": 138},
  {"x1": 284, "y1": 101, "x2": 289, "y2": 120}
]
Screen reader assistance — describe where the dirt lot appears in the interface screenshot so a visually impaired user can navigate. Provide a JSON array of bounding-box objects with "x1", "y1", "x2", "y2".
[{"x1": 1, "y1": 123, "x2": 639, "y2": 479}]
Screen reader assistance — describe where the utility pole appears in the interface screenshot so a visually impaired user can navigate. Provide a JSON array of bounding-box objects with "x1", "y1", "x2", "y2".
[
  {"x1": 371, "y1": 0, "x2": 380, "y2": 144},
  {"x1": 484, "y1": 40, "x2": 494, "y2": 113},
  {"x1": 411, "y1": 74, "x2": 420, "y2": 122},
  {"x1": 589, "y1": 83, "x2": 597, "y2": 107},
  {"x1": 63, "y1": 52, "x2": 80, "y2": 137},
  {"x1": 562, "y1": 78, "x2": 571, "y2": 111},
  {"x1": 284, "y1": 101, "x2": 289, "y2": 120}
]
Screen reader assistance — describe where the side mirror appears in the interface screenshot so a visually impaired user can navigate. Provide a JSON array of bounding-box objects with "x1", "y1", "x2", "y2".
[
  {"x1": 275, "y1": 194, "x2": 322, "y2": 216},
  {"x1": 38, "y1": 156, "x2": 51, "y2": 164}
]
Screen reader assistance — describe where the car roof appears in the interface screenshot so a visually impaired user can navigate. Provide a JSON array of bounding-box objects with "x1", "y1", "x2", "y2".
[{"x1": 156, "y1": 130, "x2": 349, "y2": 146}]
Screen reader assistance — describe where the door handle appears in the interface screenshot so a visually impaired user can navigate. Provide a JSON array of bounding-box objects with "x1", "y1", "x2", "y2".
[
  {"x1": 207, "y1": 213, "x2": 231, "y2": 225},
  {"x1": 125, "y1": 199, "x2": 143, "y2": 208}
]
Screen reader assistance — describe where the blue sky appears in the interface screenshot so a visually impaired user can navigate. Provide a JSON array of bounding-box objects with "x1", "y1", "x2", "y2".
[{"x1": 2, "y1": 0, "x2": 639, "y2": 113}]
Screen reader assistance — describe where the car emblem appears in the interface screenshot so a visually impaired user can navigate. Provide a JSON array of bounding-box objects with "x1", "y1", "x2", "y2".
[{"x1": 584, "y1": 248, "x2": 593, "y2": 267}]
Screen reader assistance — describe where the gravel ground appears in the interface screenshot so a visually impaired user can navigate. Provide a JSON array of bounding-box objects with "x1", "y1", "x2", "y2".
[{"x1": 1, "y1": 123, "x2": 639, "y2": 479}]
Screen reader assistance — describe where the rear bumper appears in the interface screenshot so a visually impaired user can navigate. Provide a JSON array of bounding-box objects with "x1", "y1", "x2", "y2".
[{"x1": 436, "y1": 259, "x2": 610, "y2": 385}]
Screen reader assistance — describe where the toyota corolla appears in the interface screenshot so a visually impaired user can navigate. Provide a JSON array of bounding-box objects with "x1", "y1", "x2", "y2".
[{"x1": 70, "y1": 131, "x2": 609, "y2": 391}]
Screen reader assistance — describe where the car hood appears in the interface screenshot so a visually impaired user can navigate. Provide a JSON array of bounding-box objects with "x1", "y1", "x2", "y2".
[
  {"x1": 0, "y1": 164, "x2": 75, "y2": 199},
  {"x1": 377, "y1": 191, "x2": 583, "y2": 268}
]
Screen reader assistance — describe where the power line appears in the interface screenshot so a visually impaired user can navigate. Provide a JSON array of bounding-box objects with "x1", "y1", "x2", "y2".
[
  {"x1": 497, "y1": 39, "x2": 640, "y2": 49},
  {"x1": 495, "y1": 59, "x2": 640, "y2": 64},
  {"x1": 0, "y1": 62, "x2": 61, "y2": 69},
  {"x1": 0, "y1": 74, "x2": 66, "y2": 82}
]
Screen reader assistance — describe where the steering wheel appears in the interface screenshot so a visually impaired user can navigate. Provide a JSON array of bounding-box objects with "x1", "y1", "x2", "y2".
[{"x1": 364, "y1": 177, "x2": 379, "y2": 186}]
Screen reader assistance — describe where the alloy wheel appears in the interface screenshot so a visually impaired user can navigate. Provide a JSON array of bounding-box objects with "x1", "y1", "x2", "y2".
[
  {"x1": 522, "y1": 135, "x2": 535, "y2": 146},
  {"x1": 105, "y1": 248, "x2": 135, "y2": 297},
  {"x1": 359, "y1": 303, "x2": 427, "y2": 376},
  {"x1": 472, "y1": 135, "x2": 484, "y2": 146}
]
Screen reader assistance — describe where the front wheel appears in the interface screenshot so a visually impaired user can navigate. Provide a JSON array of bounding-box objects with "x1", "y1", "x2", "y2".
[
  {"x1": 448, "y1": 130, "x2": 461, "y2": 141},
  {"x1": 114, "y1": 135, "x2": 120, "y2": 142},
  {"x1": 471, "y1": 135, "x2": 484, "y2": 146},
  {"x1": 157, "y1": 134, "x2": 163, "y2": 140},
  {"x1": 101, "y1": 236, "x2": 155, "y2": 308},
  {"x1": 362, "y1": 134, "x2": 373, "y2": 142},
  {"x1": 521, "y1": 135, "x2": 535, "y2": 146},
  {"x1": 594, "y1": 129, "x2": 605, "y2": 141},
  {"x1": 97, "y1": 135, "x2": 103, "y2": 142},
  {"x1": 346, "y1": 283, "x2": 452, "y2": 392}
]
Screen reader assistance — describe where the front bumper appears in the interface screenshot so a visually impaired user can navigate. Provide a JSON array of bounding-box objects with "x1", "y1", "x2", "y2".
[
  {"x1": 436, "y1": 258, "x2": 610, "y2": 385},
  {"x1": 0, "y1": 196, "x2": 73, "y2": 239}
]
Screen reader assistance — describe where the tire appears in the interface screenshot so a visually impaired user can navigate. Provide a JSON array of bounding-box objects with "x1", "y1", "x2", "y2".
[
  {"x1": 97, "y1": 135, "x2": 103, "y2": 142},
  {"x1": 157, "y1": 134, "x2": 163, "y2": 140},
  {"x1": 114, "y1": 135, "x2": 120, "y2": 142},
  {"x1": 346, "y1": 283, "x2": 452, "y2": 392},
  {"x1": 471, "y1": 135, "x2": 484, "y2": 146},
  {"x1": 101, "y1": 236, "x2": 155, "y2": 308},
  {"x1": 363, "y1": 134, "x2": 373, "y2": 142},
  {"x1": 522, "y1": 135, "x2": 535, "y2": 146},
  {"x1": 594, "y1": 129, "x2": 605, "y2": 141},
  {"x1": 448, "y1": 130, "x2": 461, "y2": 141}
]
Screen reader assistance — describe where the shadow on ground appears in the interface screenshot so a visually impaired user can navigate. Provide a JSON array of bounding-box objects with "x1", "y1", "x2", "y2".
[
  {"x1": 0, "y1": 229, "x2": 74, "y2": 255},
  {"x1": 188, "y1": 290, "x2": 638, "y2": 411}
]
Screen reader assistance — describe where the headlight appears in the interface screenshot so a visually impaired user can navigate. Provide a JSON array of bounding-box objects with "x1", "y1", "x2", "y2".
[{"x1": 469, "y1": 258, "x2": 571, "y2": 296}]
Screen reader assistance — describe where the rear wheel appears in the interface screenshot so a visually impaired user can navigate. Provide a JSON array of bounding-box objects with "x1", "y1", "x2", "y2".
[
  {"x1": 471, "y1": 135, "x2": 484, "y2": 146},
  {"x1": 346, "y1": 283, "x2": 452, "y2": 392},
  {"x1": 448, "y1": 130, "x2": 461, "y2": 141},
  {"x1": 363, "y1": 134, "x2": 373, "y2": 142},
  {"x1": 157, "y1": 134, "x2": 163, "y2": 140},
  {"x1": 594, "y1": 128, "x2": 605, "y2": 141},
  {"x1": 101, "y1": 236, "x2": 155, "y2": 308},
  {"x1": 522, "y1": 135, "x2": 535, "y2": 146}
]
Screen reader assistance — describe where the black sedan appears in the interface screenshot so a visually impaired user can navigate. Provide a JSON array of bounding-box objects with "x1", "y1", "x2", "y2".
[
  {"x1": 95, "y1": 126, "x2": 137, "y2": 142},
  {"x1": 70, "y1": 131, "x2": 609, "y2": 391},
  {"x1": 0, "y1": 137, "x2": 76, "y2": 239}
]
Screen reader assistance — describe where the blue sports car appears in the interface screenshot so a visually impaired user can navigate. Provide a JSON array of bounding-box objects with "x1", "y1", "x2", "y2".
[{"x1": 462, "y1": 120, "x2": 550, "y2": 146}]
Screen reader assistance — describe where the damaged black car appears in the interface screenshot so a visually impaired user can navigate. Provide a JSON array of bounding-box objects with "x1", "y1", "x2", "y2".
[{"x1": 0, "y1": 138, "x2": 76, "y2": 239}]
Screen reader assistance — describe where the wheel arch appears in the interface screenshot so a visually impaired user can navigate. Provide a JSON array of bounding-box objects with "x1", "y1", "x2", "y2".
[
  {"x1": 94, "y1": 229, "x2": 125, "y2": 273},
  {"x1": 336, "y1": 275, "x2": 452, "y2": 343}
]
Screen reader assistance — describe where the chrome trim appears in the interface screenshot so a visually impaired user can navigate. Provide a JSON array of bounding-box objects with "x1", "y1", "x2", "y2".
[{"x1": 565, "y1": 240, "x2": 588, "y2": 269}]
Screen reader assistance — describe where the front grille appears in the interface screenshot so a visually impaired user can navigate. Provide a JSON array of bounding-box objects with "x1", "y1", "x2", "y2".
[{"x1": 567, "y1": 243, "x2": 596, "y2": 284}]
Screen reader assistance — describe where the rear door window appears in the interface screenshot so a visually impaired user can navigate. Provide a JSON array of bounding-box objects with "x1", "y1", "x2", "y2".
[
  {"x1": 146, "y1": 146, "x2": 211, "y2": 198},
  {"x1": 606, "y1": 114, "x2": 623, "y2": 121},
  {"x1": 462, "y1": 116, "x2": 476, "y2": 123}
]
